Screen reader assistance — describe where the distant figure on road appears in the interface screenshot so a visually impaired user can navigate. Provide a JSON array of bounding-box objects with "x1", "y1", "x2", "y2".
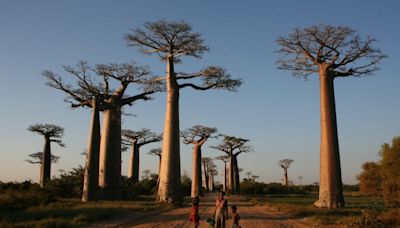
[
  {"x1": 231, "y1": 205, "x2": 241, "y2": 228},
  {"x1": 189, "y1": 196, "x2": 200, "y2": 227},
  {"x1": 214, "y1": 191, "x2": 228, "y2": 228}
]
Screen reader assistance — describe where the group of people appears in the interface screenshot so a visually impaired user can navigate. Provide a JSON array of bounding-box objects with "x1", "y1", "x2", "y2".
[{"x1": 189, "y1": 191, "x2": 241, "y2": 228}]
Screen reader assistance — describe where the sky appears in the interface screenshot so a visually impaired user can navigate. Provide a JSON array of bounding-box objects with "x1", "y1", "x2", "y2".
[{"x1": 0, "y1": 0, "x2": 399, "y2": 185}]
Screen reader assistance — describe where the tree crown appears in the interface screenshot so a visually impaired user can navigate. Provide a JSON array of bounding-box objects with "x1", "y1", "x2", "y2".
[
  {"x1": 147, "y1": 148, "x2": 162, "y2": 157},
  {"x1": 28, "y1": 124, "x2": 65, "y2": 147},
  {"x1": 211, "y1": 134, "x2": 252, "y2": 156},
  {"x1": 278, "y1": 159, "x2": 294, "y2": 169},
  {"x1": 126, "y1": 20, "x2": 242, "y2": 92},
  {"x1": 181, "y1": 125, "x2": 217, "y2": 145},
  {"x1": 126, "y1": 20, "x2": 209, "y2": 61},
  {"x1": 276, "y1": 24, "x2": 386, "y2": 78},
  {"x1": 122, "y1": 128, "x2": 162, "y2": 146}
]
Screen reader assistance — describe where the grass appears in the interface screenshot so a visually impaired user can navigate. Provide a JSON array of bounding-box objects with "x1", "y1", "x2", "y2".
[
  {"x1": 255, "y1": 193, "x2": 398, "y2": 227},
  {"x1": 0, "y1": 197, "x2": 165, "y2": 227}
]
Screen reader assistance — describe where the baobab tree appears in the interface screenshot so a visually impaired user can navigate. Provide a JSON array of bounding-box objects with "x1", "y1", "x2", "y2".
[
  {"x1": 298, "y1": 176, "x2": 303, "y2": 186},
  {"x1": 148, "y1": 148, "x2": 162, "y2": 176},
  {"x1": 278, "y1": 159, "x2": 294, "y2": 186},
  {"x1": 26, "y1": 152, "x2": 60, "y2": 181},
  {"x1": 181, "y1": 125, "x2": 217, "y2": 197},
  {"x1": 148, "y1": 147, "x2": 162, "y2": 190},
  {"x1": 142, "y1": 169, "x2": 151, "y2": 180},
  {"x1": 201, "y1": 157, "x2": 213, "y2": 192},
  {"x1": 44, "y1": 61, "x2": 161, "y2": 200},
  {"x1": 147, "y1": 147, "x2": 161, "y2": 189},
  {"x1": 95, "y1": 63, "x2": 161, "y2": 200},
  {"x1": 211, "y1": 135, "x2": 252, "y2": 194},
  {"x1": 28, "y1": 124, "x2": 65, "y2": 187},
  {"x1": 208, "y1": 168, "x2": 218, "y2": 192},
  {"x1": 276, "y1": 24, "x2": 386, "y2": 208},
  {"x1": 215, "y1": 155, "x2": 229, "y2": 192},
  {"x1": 43, "y1": 61, "x2": 107, "y2": 202},
  {"x1": 122, "y1": 129, "x2": 162, "y2": 183},
  {"x1": 245, "y1": 171, "x2": 253, "y2": 181},
  {"x1": 126, "y1": 20, "x2": 242, "y2": 204}
]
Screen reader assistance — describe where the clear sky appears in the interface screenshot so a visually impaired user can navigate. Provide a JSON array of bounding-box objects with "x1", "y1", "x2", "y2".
[{"x1": 0, "y1": 0, "x2": 399, "y2": 185}]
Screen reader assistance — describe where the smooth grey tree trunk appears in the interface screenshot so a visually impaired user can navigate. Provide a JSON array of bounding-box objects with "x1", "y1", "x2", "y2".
[
  {"x1": 99, "y1": 107, "x2": 122, "y2": 200},
  {"x1": 82, "y1": 102, "x2": 100, "y2": 202},
  {"x1": 157, "y1": 56, "x2": 182, "y2": 204},
  {"x1": 314, "y1": 68, "x2": 345, "y2": 208},
  {"x1": 40, "y1": 137, "x2": 51, "y2": 188},
  {"x1": 128, "y1": 141, "x2": 139, "y2": 183},
  {"x1": 191, "y1": 144, "x2": 202, "y2": 197}
]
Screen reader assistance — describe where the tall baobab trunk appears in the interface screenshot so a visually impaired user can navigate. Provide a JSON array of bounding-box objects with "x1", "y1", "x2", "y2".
[
  {"x1": 157, "y1": 56, "x2": 182, "y2": 204},
  {"x1": 203, "y1": 161, "x2": 210, "y2": 192},
  {"x1": 209, "y1": 174, "x2": 214, "y2": 192},
  {"x1": 191, "y1": 144, "x2": 202, "y2": 197},
  {"x1": 99, "y1": 105, "x2": 122, "y2": 200},
  {"x1": 128, "y1": 140, "x2": 139, "y2": 183},
  {"x1": 40, "y1": 136, "x2": 51, "y2": 187},
  {"x1": 232, "y1": 156, "x2": 240, "y2": 194},
  {"x1": 314, "y1": 68, "x2": 345, "y2": 208},
  {"x1": 82, "y1": 101, "x2": 100, "y2": 202},
  {"x1": 223, "y1": 162, "x2": 227, "y2": 193},
  {"x1": 228, "y1": 155, "x2": 234, "y2": 194},
  {"x1": 283, "y1": 168, "x2": 289, "y2": 186}
]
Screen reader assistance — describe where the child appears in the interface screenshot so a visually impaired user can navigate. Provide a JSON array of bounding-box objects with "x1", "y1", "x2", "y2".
[
  {"x1": 231, "y1": 205, "x2": 240, "y2": 228},
  {"x1": 189, "y1": 196, "x2": 200, "y2": 227}
]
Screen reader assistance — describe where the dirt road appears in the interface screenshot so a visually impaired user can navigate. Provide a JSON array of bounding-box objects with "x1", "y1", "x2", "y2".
[{"x1": 97, "y1": 194, "x2": 317, "y2": 228}]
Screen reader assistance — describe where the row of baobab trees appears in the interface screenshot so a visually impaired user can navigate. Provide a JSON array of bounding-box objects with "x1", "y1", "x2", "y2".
[
  {"x1": 27, "y1": 121, "x2": 252, "y2": 199},
  {"x1": 27, "y1": 19, "x2": 385, "y2": 209}
]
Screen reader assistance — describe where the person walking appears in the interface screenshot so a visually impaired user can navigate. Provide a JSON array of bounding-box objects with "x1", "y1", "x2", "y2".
[
  {"x1": 189, "y1": 196, "x2": 200, "y2": 227},
  {"x1": 214, "y1": 191, "x2": 228, "y2": 228}
]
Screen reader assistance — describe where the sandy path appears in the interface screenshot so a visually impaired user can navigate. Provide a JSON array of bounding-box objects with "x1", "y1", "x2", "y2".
[{"x1": 115, "y1": 194, "x2": 313, "y2": 228}]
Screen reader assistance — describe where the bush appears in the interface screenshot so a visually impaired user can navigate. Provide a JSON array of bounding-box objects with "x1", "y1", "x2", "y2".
[
  {"x1": 44, "y1": 166, "x2": 84, "y2": 198},
  {"x1": 122, "y1": 176, "x2": 158, "y2": 200},
  {"x1": 240, "y1": 181, "x2": 310, "y2": 195},
  {"x1": 0, "y1": 186, "x2": 55, "y2": 211}
]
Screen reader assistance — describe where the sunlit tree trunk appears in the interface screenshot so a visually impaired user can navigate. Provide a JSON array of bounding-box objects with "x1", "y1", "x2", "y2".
[
  {"x1": 203, "y1": 160, "x2": 210, "y2": 192},
  {"x1": 157, "y1": 56, "x2": 182, "y2": 204},
  {"x1": 82, "y1": 100, "x2": 100, "y2": 202},
  {"x1": 40, "y1": 136, "x2": 51, "y2": 188},
  {"x1": 228, "y1": 155, "x2": 234, "y2": 194},
  {"x1": 191, "y1": 144, "x2": 202, "y2": 197},
  {"x1": 209, "y1": 174, "x2": 214, "y2": 192},
  {"x1": 314, "y1": 68, "x2": 345, "y2": 208},
  {"x1": 128, "y1": 141, "x2": 139, "y2": 183},
  {"x1": 99, "y1": 103, "x2": 122, "y2": 200},
  {"x1": 223, "y1": 162, "x2": 227, "y2": 193}
]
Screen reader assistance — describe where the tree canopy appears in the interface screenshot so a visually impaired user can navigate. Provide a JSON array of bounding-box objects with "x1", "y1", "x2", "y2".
[{"x1": 276, "y1": 24, "x2": 386, "y2": 78}]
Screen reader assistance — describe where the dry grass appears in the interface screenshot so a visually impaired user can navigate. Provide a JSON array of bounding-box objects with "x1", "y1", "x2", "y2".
[{"x1": 0, "y1": 198, "x2": 164, "y2": 227}]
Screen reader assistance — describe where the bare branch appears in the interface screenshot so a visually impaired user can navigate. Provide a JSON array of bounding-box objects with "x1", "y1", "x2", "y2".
[
  {"x1": 276, "y1": 24, "x2": 386, "y2": 78},
  {"x1": 181, "y1": 125, "x2": 217, "y2": 145},
  {"x1": 122, "y1": 129, "x2": 162, "y2": 147}
]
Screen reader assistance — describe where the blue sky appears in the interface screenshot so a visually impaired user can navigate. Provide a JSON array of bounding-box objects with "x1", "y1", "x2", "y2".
[{"x1": 0, "y1": 0, "x2": 399, "y2": 185}]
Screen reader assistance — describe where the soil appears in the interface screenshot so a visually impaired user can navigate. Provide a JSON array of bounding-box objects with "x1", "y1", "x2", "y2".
[{"x1": 89, "y1": 194, "x2": 344, "y2": 228}]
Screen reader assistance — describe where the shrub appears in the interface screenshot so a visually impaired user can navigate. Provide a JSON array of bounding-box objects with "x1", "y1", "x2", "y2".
[{"x1": 44, "y1": 166, "x2": 84, "y2": 198}]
